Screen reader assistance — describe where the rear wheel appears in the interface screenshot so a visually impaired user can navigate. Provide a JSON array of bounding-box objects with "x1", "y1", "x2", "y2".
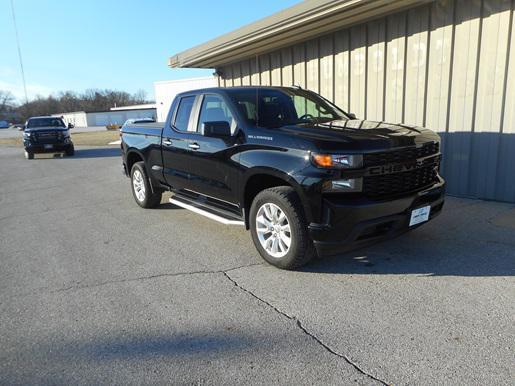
[
  {"x1": 249, "y1": 186, "x2": 314, "y2": 269},
  {"x1": 24, "y1": 150, "x2": 34, "y2": 160},
  {"x1": 130, "y1": 161, "x2": 161, "y2": 208}
]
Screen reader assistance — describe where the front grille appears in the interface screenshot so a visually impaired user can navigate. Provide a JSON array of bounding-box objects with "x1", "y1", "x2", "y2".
[
  {"x1": 363, "y1": 165, "x2": 438, "y2": 198},
  {"x1": 363, "y1": 142, "x2": 439, "y2": 167},
  {"x1": 33, "y1": 131, "x2": 59, "y2": 144}
]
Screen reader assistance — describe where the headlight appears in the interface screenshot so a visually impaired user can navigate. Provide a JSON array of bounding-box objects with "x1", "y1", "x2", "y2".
[
  {"x1": 312, "y1": 153, "x2": 363, "y2": 169},
  {"x1": 23, "y1": 132, "x2": 31, "y2": 138}
]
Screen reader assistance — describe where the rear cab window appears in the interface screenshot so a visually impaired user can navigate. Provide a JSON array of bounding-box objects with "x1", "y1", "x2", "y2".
[{"x1": 173, "y1": 96, "x2": 196, "y2": 132}]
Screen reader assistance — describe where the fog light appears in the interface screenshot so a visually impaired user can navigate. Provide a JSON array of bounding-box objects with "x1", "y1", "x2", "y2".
[{"x1": 329, "y1": 178, "x2": 362, "y2": 192}]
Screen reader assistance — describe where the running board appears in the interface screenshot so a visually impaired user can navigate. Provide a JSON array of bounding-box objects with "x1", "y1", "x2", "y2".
[{"x1": 169, "y1": 196, "x2": 244, "y2": 226}]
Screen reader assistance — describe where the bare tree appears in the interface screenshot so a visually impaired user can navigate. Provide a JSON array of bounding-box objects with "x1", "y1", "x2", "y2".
[
  {"x1": 133, "y1": 89, "x2": 147, "y2": 104},
  {"x1": 16, "y1": 89, "x2": 153, "y2": 121},
  {"x1": 0, "y1": 91, "x2": 16, "y2": 112}
]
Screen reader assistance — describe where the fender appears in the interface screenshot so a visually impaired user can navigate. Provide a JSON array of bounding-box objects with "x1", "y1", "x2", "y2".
[
  {"x1": 239, "y1": 147, "x2": 317, "y2": 225},
  {"x1": 125, "y1": 147, "x2": 146, "y2": 171},
  {"x1": 125, "y1": 147, "x2": 162, "y2": 194}
]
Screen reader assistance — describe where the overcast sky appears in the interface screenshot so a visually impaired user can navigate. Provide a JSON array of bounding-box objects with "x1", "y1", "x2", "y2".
[{"x1": 0, "y1": 0, "x2": 300, "y2": 102}]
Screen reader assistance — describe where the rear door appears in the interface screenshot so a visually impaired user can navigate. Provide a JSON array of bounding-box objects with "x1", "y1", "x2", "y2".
[{"x1": 161, "y1": 94, "x2": 202, "y2": 191}]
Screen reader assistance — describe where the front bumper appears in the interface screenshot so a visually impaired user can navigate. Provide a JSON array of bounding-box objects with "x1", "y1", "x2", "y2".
[
  {"x1": 24, "y1": 141, "x2": 73, "y2": 153},
  {"x1": 309, "y1": 178, "x2": 445, "y2": 256}
]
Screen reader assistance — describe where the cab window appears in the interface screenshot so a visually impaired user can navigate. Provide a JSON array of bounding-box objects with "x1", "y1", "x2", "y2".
[
  {"x1": 197, "y1": 95, "x2": 235, "y2": 134},
  {"x1": 174, "y1": 96, "x2": 196, "y2": 131}
]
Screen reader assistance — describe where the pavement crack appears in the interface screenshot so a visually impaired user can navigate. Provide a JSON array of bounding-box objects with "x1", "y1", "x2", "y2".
[
  {"x1": 51, "y1": 263, "x2": 264, "y2": 294},
  {"x1": 222, "y1": 270, "x2": 390, "y2": 386},
  {"x1": 52, "y1": 270, "x2": 220, "y2": 294},
  {"x1": 4, "y1": 263, "x2": 264, "y2": 299}
]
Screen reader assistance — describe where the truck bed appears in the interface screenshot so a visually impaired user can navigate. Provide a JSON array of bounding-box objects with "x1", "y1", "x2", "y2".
[{"x1": 121, "y1": 122, "x2": 163, "y2": 136}]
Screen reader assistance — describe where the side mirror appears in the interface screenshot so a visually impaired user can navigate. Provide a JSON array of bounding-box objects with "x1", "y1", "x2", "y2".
[
  {"x1": 202, "y1": 121, "x2": 231, "y2": 137},
  {"x1": 347, "y1": 112, "x2": 357, "y2": 120},
  {"x1": 68, "y1": 123, "x2": 74, "y2": 129}
]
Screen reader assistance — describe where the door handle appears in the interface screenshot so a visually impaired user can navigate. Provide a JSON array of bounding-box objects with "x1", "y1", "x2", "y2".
[
  {"x1": 163, "y1": 139, "x2": 173, "y2": 146},
  {"x1": 188, "y1": 143, "x2": 200, "y2": 150}
]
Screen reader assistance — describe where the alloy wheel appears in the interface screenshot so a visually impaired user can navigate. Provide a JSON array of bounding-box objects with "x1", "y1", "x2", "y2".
[
  {"x1": 255, "y1": 202, "x2": 292, "y2": 258},
  {"x1": 132, "y1": 169, "x2": 146, "y2": 202}
]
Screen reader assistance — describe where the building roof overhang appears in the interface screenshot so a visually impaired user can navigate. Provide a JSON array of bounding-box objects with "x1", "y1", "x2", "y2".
[{"x1": 168, "y1": 0, "x2": 430, "y2": 68}]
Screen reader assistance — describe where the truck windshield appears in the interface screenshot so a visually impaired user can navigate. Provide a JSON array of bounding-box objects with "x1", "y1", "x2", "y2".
[
  {"x1": 27, "y1": 118, "x2": 65, "y2": 128},
  {"x1": 228, "y1": 88, "x2": 348, "y2": 129}
]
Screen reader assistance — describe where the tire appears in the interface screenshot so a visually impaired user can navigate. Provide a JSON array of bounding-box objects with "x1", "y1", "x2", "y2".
[
  {"x1": 249, "y1": 186, "x2": 315, "y2": 269},
  {"x1": 24, "y1": 150, "x2": 34, "y2": 160},
  {"x1": 65, "y1": 146, "x2": 75, "y2": 156},
  {"x1": 130, "y1": 161, "x2": 162, "y2": 208}
]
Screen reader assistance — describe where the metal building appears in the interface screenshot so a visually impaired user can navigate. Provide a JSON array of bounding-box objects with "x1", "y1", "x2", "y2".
[
  {"x1": 54, "y1": 104, "x2": 156, "y2": 128},
  {"x1": 168, "y1": 0, "x2": 515, "y2": 203}
]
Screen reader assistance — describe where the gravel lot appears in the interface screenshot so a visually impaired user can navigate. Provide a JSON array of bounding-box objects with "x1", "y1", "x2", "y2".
[{"x1": 0, "y1": 144, "x2": 513, "y2": 385}]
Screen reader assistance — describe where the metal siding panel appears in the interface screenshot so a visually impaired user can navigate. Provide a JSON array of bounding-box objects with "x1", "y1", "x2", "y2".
[
  {"x1": 496, "y1": 0, "x2": 515, "y2": 201},
  {"x1": 334, "y1": 29, "x2": 350, "y2": 111},
  {"x1": 474, "y1": 0, "x2": 511, "y2": 135},
  {"x1": 471, "y1": 0, "x2": 512, "y2": 199},
  {"x1": 260, "y1": 54, "x2": 271, "y2": 86},
  {"x1": 496, "y1": 135, "x2": 515, "y2": 202},
  {"x1": 350, "y1": 25, "x2": 367, "y2": 118},
  {"x1": 225, "y1": 65, "x2": 233, "y2": 87},
  {"x1": 366, "y1": 18, "x2": 386, "y2": 121},
  {"x1": 426, "y1": 0, "x2": 454, "y2": 133},
  {"x1": 271, "y1": 51, "x2": 282, "y2": 86},
  {"x1": 306, "y1": 39, "x2": 319, "y2": 92},
  {"x1": 241, "y1": 60, "x2": 251, "y2": 86},
  {"x1": 444, "y1": 0, "x2": 481, "y2": 197},
  {"x1": 281, "y1": 47, "x2": 293, "y2": 86},
  {"x1": 250, "y1": 57, "x2": 260, "y2": 85},
  {"x1": 448, "y1": 0, "x2": 481, "y2": 133},
  {"x1": 385, "y1": 12, "x2": 407, "y2": 123},
  {"x1": 503, "y1": 3, "x2": 515, "y2": 134},
  {"x1": 232, "y1": 63, "x2": 242, "y2": 86},
  {"x1": 405, "y1": 6, "x2": 429, "y2": 126},
  {"x1": 320, "y1": 34, "x2": 334, "y2": 101},
  {"x1": 293, "y1": 43, "x2": 306, "y2": 88}
]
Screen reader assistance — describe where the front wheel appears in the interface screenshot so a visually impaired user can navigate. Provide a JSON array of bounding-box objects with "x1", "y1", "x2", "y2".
[
  {"x1": 249, "y1": 186, "x2": 315, "y2": 269},
  {"x1": 130, "y1": 161, "x2": 161, "y2": 208},
  {"x1": 24, "y1": 150, "x2": 34, "y2": 160},
  {"x1": 65, "y1": 146, "x2": 75, "y2": 156}
]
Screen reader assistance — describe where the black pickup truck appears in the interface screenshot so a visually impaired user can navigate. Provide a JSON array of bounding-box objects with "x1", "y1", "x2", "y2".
[
  {"x1": 121, "y1": 86, "x2": 444, "y2": 269},
  {"x1": 23, "y1": 116, "x2": 75, "y2": 159}
]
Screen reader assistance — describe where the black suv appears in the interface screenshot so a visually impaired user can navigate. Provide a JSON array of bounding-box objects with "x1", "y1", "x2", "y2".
[
  {"x1": 23, "y1": 116, "x2": 75, "y2": 159},
  {"x1": 121, "y1": 86, "x2": 445, "y2": 269}
]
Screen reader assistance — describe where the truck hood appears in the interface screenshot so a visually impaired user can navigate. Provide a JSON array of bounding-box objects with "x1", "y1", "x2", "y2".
[
  {"x1": 25, "y1": 127, "x2": 68, "y2": 132},
  {"x1": 278, "y1": 119, "x2": 440, "y2": 152}
]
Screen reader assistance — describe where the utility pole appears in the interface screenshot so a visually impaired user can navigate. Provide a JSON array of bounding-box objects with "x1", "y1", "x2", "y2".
[{"x1": 10, "y1": 0, "x2": 29, "y2": 105}]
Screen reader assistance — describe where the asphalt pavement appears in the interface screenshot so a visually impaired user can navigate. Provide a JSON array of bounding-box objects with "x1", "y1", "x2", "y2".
[{"x1": 0, "y1": 144, "x2": 513, "y2": 385}]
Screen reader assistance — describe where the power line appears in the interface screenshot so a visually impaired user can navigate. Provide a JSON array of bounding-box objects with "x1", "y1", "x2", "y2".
[{"x1": 10, "y1": 0, "x2": 29, "y2": 105}]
